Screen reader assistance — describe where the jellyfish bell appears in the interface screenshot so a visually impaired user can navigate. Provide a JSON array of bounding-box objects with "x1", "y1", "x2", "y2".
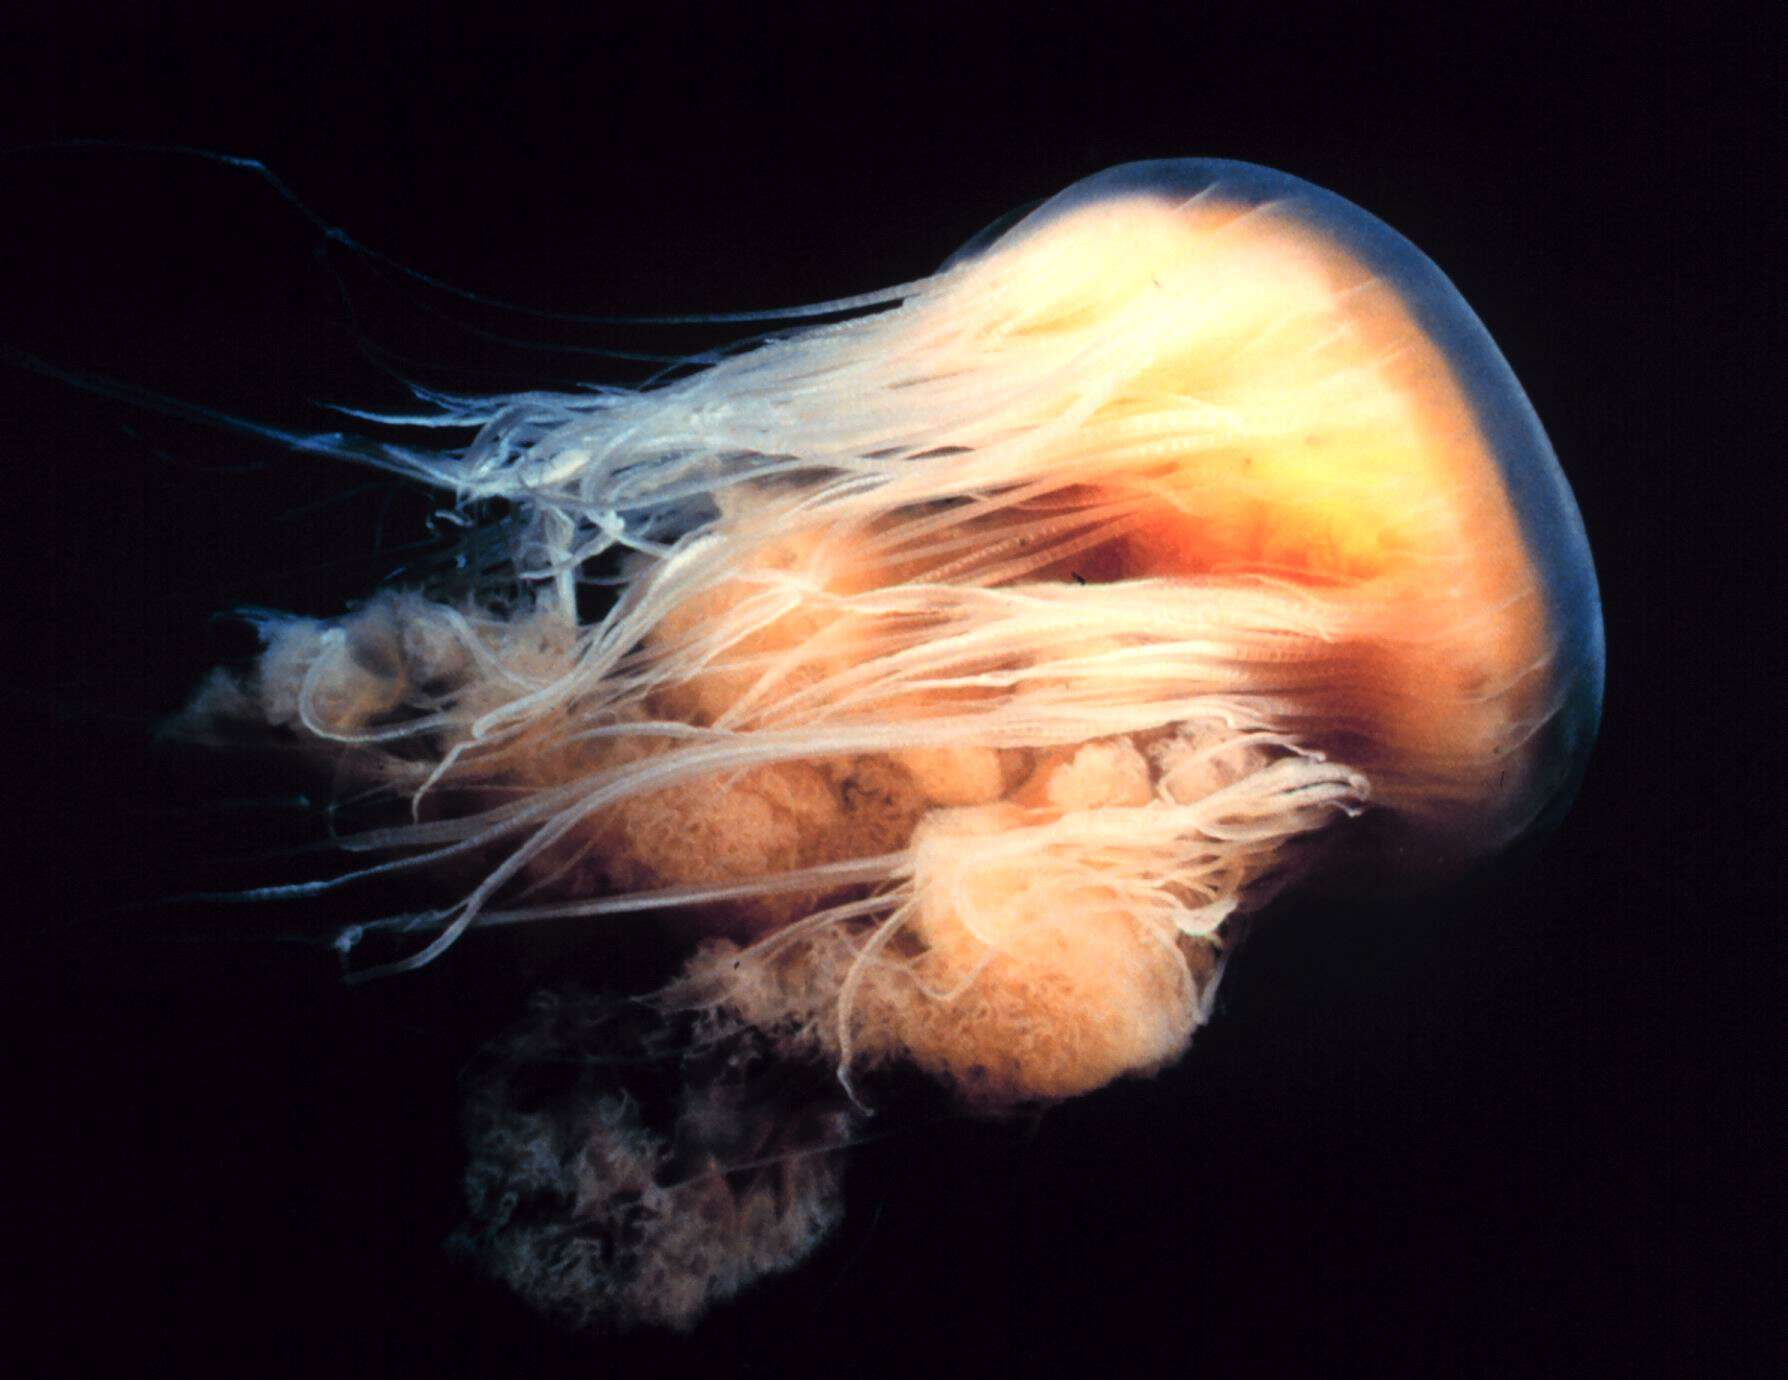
[
  {"x1": 175, "y1": 159, "x2": 1601, "y2": 1324},
  {"x1": 940, "y1": 160, "x2": 1603, "y2": 861}
]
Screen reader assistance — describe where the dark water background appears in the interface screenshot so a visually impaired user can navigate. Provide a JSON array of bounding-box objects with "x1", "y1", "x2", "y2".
[{"x1": 3, "y1": 7, "x2": 1771, "y2": 1376}]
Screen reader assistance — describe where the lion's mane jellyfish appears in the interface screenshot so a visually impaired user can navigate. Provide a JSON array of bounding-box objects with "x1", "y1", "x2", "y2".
[{"x1": 178, "y1": 159, "x2": 1603, "y2": 1329}]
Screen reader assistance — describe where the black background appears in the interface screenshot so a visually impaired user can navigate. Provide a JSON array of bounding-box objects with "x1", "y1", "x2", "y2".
[{"x1": 3, "y1": 5, "x2": 1775, "y2": 1378}]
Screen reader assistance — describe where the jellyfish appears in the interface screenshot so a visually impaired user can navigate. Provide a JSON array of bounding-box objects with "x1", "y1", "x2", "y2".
[{"x1": 174, "y1": 158, "x2": 1603, "y2": 1330}]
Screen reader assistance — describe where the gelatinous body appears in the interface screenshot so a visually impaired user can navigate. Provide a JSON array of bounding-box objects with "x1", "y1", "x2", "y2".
[{"x1": 180, "y1": 159, "x2": 1602, "y2": 1327}]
